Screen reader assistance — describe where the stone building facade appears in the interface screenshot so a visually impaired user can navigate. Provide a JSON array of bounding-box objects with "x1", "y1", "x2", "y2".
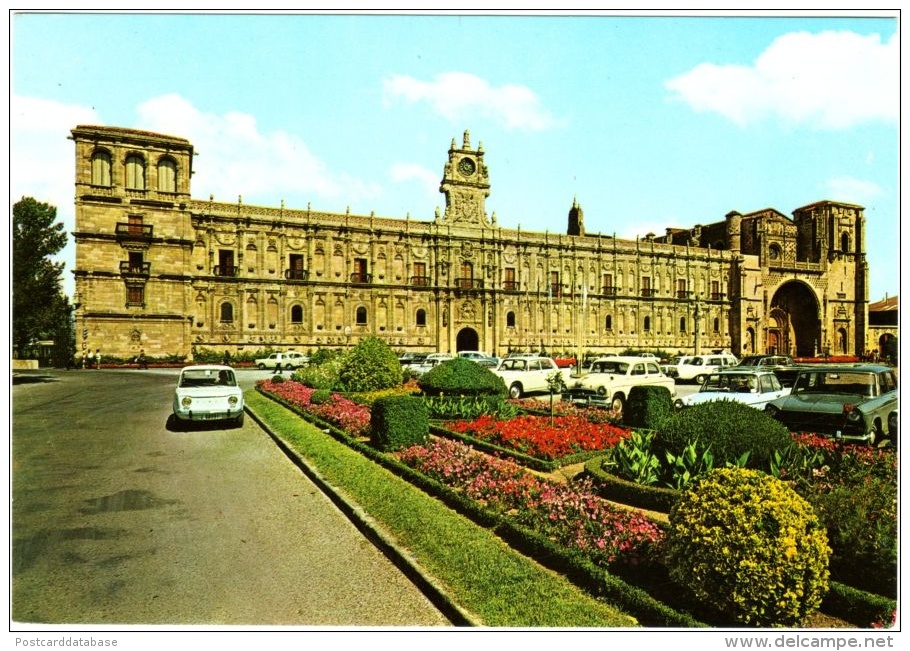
[{"x1": 70, "y1": 125, "x2": 870, "y2": 362}]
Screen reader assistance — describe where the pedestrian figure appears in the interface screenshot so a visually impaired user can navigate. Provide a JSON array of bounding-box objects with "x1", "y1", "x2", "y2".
[
  {"x1": 81, "y1": 352, "x2": 87, "y2": 369},
  {"x1": 95, "y1": 349, "x2": 102, "y2": 369},
  {"x1": 137, "y1": 349, "x2": 148, "y2": 370}
]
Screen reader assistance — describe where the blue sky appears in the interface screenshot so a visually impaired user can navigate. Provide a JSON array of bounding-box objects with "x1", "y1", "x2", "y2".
[{"x1": 10, "y1": 10, "x2": 900, "y2": 302}]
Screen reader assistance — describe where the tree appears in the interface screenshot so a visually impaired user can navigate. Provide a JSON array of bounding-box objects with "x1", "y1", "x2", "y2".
[{"x1": 12, "y1": 197, "x2": 73, "y2": 364}]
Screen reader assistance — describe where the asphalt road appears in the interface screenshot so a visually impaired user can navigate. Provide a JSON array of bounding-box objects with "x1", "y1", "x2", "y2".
[{"x1": 11, "y1": 367, "x2": 451, "y2": 627}]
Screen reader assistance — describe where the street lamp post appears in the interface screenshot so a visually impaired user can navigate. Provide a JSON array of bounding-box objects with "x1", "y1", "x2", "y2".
[{"x1": 344, "y1": 325, "x2": 352, "y2": 349}]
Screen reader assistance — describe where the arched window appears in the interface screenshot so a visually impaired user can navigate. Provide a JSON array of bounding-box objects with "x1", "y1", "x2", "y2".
[
  {"x1": 679, "y1": 317, "x2": 687, "y2": 333},
  {"x1": 605, "y1": 315, "x2": 612, "y2": 331},
  {"x1": 415, "y1": 308, "x2": 426, "y2": 327},
  {"x1": 157, "y1": 157, "x2": 177, "y2": 192},
  {"x1": 643, "y1": 316, "x2": 651, "y2": 332},
  {"x1": 290, "y1": 304, "x2": 303, "y2": 324},
  {"x1": 220, "y1": 302, "x2": 234, "y2": 323},
  {"x1": 841, "y1": 232, "x2": 850, "y2": 253},
  {"x1": 506, "y1": 311, "x2": 516, "y2": 328},
  {"x1": 125, "y1": 154, "x2": 146, "y2": 190},
  {"x1": 713, "y1": 317, "x2": 720, "y2": 333},
  {"x1": 91, "y1": 150, "x2": 111, "y2": 186},
  {"x1": 355, "y1": 306, "x2": 368, "y2": 325}
]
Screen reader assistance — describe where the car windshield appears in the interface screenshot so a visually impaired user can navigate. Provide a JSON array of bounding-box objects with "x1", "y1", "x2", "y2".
[
  {"x1": 179, "y1": 369, "x2": 237, "y2": 388},
  {"x1": 791, "y1": 371, "x2": 875, "y2": 397},
  {"x1": 592, "y1": 361, "x2": 629, "y2": 374},
  {"x1": 701, "y1": 374, "x2": 757, "y2": 393}
]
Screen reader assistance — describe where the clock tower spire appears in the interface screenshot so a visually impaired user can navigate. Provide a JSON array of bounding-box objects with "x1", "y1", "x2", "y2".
[{"x1": 438, "y1": 130, "x2": 491, "y2": 227}]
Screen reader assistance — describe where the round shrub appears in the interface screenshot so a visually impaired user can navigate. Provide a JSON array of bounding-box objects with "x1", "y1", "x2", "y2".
[
  {"x1": 654, "y1": 400, "x2": 792, "y2": 470},
  {"x1": 666, "y1": 467, "x2": 830, "y2": 627},
  {"x1": 417, "y1": 358, "x2": 507, "y2": 397},
  {"x1": 623, "y1": 385, "x2": 673, "y2": 430},
  {"x1": 338, "y1": 336, "x2": 402, "y2": 393}
]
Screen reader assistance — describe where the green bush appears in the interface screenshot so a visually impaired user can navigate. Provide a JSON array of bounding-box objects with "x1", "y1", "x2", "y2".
[
  {"x1": 418, "y1": 358, "x2": 507, "y2": 397},
  {"x1": 310, "y1": 389, "x2": 333, "y2": 405},
  {"x1": 270, "y1": 374, "x2": 286, "y2": 383},
  {"x1": 655, "y1": 400, "x2": 792, "y2": 470},
  {"x1": 338, "y1": 336, "x2": 402, "y2": 393},
  {"x1": 666, "y1": 467, "x2": 830, "y2": 627},
  {"x1": 623, "y1": 385, "x2": 673, "y2": 430},
  {"x1": 423, "y1": 394, "x2": 519, "y2": 420},
  {"x1": 370, "y1": 395, "x2": 429, "y2": 451},
  {"x1": 293, "y1": 357, "x2": 342, "y2": 390}
]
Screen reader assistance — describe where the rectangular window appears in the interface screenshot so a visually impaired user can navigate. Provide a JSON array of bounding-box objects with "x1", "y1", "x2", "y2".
[
  {"x1": 126, "y1": 285, "x2": 144, "y2": 306},
  {"x1": 288, "y1": 254, "x2": 305, "y2": 280},
  {"x1": 412, "y1": 261, "x2": 428, "y2": 286},
  {"x1": 602, "y1": 273, "x2": 615, "y2": 296},
  {"x1": 711, "y1": 280, "x2": 721, "y2": 301},
  {"x1": 217, "y1": 250, "x2": 235, "y2": 276},
  {"x1": 641, "y1": 276, "x2": 653, "y2": 297},
  {"x1": 549, "y1": 271, "x2": 560, "y2": 298},
  {"x1": 128, "y1": 251, "x2": 144, "y2": 273},
  {"x1": 677, "y1": 279, "x2": 688, "y2": 299},
  {"x1": 503, "y1": 267, "x2": 517, "y2": 290},
  {"x1": 352, "y1": 258, "x2": 369, "y2": 283},
  {"x1": 128, "y1": 214, "x2": 143, "y2": 235}
]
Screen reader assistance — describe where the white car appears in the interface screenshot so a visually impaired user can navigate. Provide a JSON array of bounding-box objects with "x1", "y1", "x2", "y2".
[
  {"x1": 673, "y1": 369, "x2": 790, "y2": 411},
  {"x1": 661, "y1": 352, "x2": 739, "y2": 384},
  {"x1": 568, "y1": 356, "x2": 676, "y2": 413},
  {"x1": 255, "y1": 351, "x2": 309, "y2": 371},
  {"x1": 172, "y1": 365, "x2": 244, "y2": 428}
]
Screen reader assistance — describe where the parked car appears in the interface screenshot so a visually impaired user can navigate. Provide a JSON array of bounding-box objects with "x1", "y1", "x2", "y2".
[
  {"x1": 673, "y1": 369, "x2": 789, "y2": 411},
  {"x1": 409, "y1": 356, "x2": 451, "y2": 377},
  {"x1": 255, "y1": 351, "x2": 309, "y2": 371},
  {"x1": 172, "y1": 365, "x2": 244, "y2": 428},
  {"x1": 660, "y1": 352, "x2": 739, "y2": 384},
  {"x1": 764, "y1": 364, "x2": 898, "y2": 445},
  {"x1": 562, "y1": 356, "x2": 676, "y2": 414},
  {"x1": 457, "y1": 351, "x2": 500, "y2": 367},
  {"x1": 492, "y1": 356, "x2": 576, "y2": 399},
  {"x1": 398, "y1": 352, "x2": 428, "y2": 366},
  {"x1": 735, "y1": 354, "x2": 803, "y2": 387}
]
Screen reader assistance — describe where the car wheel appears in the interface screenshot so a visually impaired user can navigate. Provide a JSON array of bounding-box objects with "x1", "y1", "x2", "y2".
[
  {"x1": 694, "y1": 373, "x2": 708, "y2": 385},
  {"x1": 257, "y1": 363, "x2": 266, "y2": 370},
  {"x1": 611, "y1": 393, "x2": 625, "y2": 414},
  {"x1": 509, "y1": 383, "x2": 523, "y2": 399}
]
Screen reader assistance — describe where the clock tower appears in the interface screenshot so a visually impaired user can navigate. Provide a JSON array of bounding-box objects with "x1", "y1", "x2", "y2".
[{"x1": 438, "y1": 130, "x2": 491, "y2": 227}]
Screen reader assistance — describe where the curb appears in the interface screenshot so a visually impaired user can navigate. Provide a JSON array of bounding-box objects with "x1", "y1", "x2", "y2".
[{"x1": 244, "y1": 405, "x2": 481, "y2": 627}]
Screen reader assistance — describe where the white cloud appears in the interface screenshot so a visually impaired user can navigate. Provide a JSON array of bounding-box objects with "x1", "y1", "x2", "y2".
[
  {"x1": 824, "y1": 176, "x2": 884, "y2": 205},
  {"x1": 389, "y1": 163, "x2": 439, "y2": 202},
  {"x1": 135, "y1": 94, "x2": 382, "y2": 206},
  {"x1": 665, "y1": 30, "x2": 897, "y2": 129},
  {"x1": 383, "y1": 72, "x2": 564, "y2": 131}
]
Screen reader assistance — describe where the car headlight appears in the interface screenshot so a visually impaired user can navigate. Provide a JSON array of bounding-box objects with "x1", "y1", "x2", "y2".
[
  {"x1": 228, "y1": 396, "x2": 239, "y2": 406},
  {"x1": 673, "y1": 398, "x2": 685, "y2": 410},
  {"x1": 843, "y1": 404, "x2": 862, "y2": 422},
  {"x1": 181, "y1": 396, "x2": 192, "y2": 408}
]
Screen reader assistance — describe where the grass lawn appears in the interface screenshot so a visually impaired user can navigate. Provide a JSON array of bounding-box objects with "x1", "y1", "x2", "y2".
[{"x1": 245, "y1": 390, "x2": 638, "y2": 628}]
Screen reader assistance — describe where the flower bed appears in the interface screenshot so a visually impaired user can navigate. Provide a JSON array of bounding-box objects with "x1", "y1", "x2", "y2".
[
  {"x1": 444, "y1": 413, "x2": 630, "y2": 460},
  {"x1": 398, "y1": 437, "x2": 664, "y2": 569},
  {"x1": 259, "y1": 379, "x2": 371, "y2": 436}
]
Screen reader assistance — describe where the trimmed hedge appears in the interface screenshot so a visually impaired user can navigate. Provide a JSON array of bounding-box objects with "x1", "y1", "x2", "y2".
[
  {"x1": 418, "y1": 358, "x2": 507, "y2": 397},
  {"x1": 370, "y1": 395, "x2": 429, "y2": 451},
  {"x1": 583, "y1": 456, "x2": 679, "y2": 513},
  {"x1": 623, "y1": 385, "x2": 673, "y2": 430},
  {"x1": 654, "y1": 400, "x2": 792, "y2": 470}
]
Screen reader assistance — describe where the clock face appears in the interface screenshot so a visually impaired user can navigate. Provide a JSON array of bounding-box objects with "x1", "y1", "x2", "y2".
[{"x1": 457, "y1": 157, "x2": 476, "y2": 176}]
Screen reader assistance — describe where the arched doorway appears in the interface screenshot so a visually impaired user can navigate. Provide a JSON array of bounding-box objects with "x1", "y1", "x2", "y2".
[
  {"x1": 456, "y1": 327, "x2": 480, "y2": 352},
  {"x1": 768, "y1": 281, "x2": 820, "y2": 357}
]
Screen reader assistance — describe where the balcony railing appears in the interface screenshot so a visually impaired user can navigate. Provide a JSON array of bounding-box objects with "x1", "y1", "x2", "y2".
[
  {"x1": 548, "y1": 284, "x2": 562, "y2": 298},
  {"x1": 601, "y1": 285, "x2": 618, "y2": 296},
  {"x1": 641, "y1": 288, "x2": 656, "y2": 298},
  {"x1": 410, "y1": 275, "x2": 431, "y2": 287},
  {"x1": 710, "y1": 292, "x2": 726, "y2": 301},
  {"x1": 214, "y1": 265, "x2": 239, "y2": 277},
  {"x1": 284, "y1": 268, "x2": 309, "y2": 281},
  {"x1": 502, "y1": 280, "x2": 519, "y2": 291},
  {"x1": 455, "y1": 277, "x2": 483, "y2": 290},
  {"x1": 119, "y1": 261, "x2": 151, "y2": 275},
  {"x1": 115, "y1": 222, "x2": 153, "y2": 240},
  {"x1": 677, "y1": 290, "x2": 690, "y2": 299},
  {"x1": 350, "y1": 272, "x2": 373, "y2": 284}
]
